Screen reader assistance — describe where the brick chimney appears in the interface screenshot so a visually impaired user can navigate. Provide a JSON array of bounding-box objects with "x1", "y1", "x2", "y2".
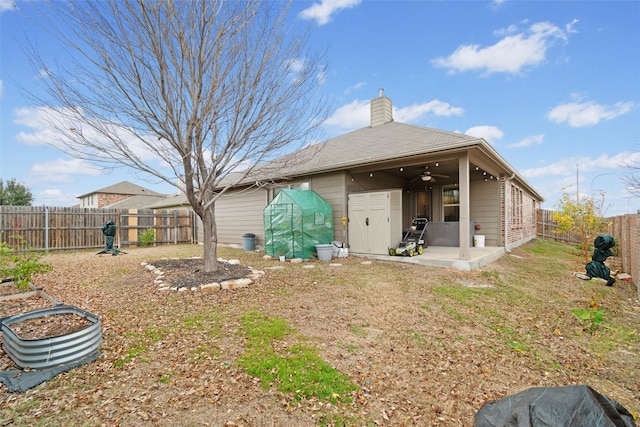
[{"x1": 370, "y1": 88, "x2": 393, "y2": 127}]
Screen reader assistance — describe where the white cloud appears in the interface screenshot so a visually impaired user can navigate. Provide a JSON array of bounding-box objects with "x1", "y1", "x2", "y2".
[
  {"x1": 323, "y1": 98, "x2": 464, "y2": 132},
  {"x1": 507, "y1": 134, "x2": 544, "y2": 148},
  {"x1": 432, "y1": 20, "x2": 577, "y2": 75},
  {"x1": 0, "y1": 0, "x2": 15, "y2": 14},
  {"x1": 13, "y1": 105, "x2": 169, "y2": 163},
  {"x1": 299, "y1": 0, "x2": 361, "y2": 26},
  {"x1": 36, "y1": 188, "x2": 80, "y2": 207},
  {"x1": 490, "y1": 0, "x2": 509, "y2": 10},
  {"x1": 30, "y1": 158, "x2": 102, "y2": 182},
  {"x1": 323, "y1": 99, "x2": 369, "y2": 131},
  {"x1": 464, "y1": 125, "x2": 504, "y2": 143},
  {"x1": 521, "y1": 152, "x2": 640, "y2": 179},
  {"x1": 345, "y1": 82, "x2": 366, "y2": 94},
  {"x1": 547, "y1": 100, "x2": 634, "y2": 127},
  {"x1": 395, "y1": 100, "x2": 464, "y2": 122},
  {"x1": 522, "y1": 151, "x2": 640, "y2": 213}
]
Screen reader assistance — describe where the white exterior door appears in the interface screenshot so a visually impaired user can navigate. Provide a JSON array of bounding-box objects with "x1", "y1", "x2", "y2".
[
  {"x1": 347, "y1": 193, "x2": 368, "y2": 253},
  {"x1": 367, "y1": 192, "x2": 390, "y2": 254}
]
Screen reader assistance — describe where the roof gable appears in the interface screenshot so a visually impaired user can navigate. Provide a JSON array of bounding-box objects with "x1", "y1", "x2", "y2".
[{"x1": 78, "y1": 181, "x2": 166, "y2": 198}]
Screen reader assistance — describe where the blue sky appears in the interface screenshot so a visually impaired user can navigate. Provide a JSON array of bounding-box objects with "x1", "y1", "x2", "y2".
[{"x1": 1, "y1": 0, "x2": 639, "y2": 215}]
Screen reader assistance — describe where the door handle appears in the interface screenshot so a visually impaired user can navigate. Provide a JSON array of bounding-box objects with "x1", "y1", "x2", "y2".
[{"x1": 366, "y1": 217, "x2": 369, "y2": 226}]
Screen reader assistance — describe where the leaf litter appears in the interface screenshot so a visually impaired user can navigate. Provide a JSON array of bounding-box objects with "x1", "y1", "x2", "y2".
[{"x1": 0, "y1": 242, "x2": 638, "y2": 426}]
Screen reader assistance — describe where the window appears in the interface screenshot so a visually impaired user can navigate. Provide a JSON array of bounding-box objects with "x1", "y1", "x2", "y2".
[
  {"x1": 442, "y1": 185, "x2": 459, "y2": 221},
  {"x1": 511, "y1": 186, "x2": 523, "y2": 227},
  {"x1": 272, "y1": 181, "x2": 310, "y2": 200}
]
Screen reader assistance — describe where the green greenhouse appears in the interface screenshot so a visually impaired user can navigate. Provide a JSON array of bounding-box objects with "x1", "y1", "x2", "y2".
[{"x1": 263, "y1": 189, "x2": 334, "y2": 260}]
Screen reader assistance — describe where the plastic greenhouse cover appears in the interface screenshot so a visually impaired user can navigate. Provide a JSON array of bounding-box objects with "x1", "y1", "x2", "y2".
[
  {"x1": 474, "y1": 385, "x2": 636, "y2": 427},
  {"x1": 263, "y1": 189, "x2": 334, "y2": 259}
]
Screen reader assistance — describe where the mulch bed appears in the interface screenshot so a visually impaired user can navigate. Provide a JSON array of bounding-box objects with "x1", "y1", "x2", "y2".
[
  {"x1": 5, "y1": 313, "x2": 93, "y2": 340},
  {"x1": 150, "y1": 258, "x2": 252, "y2": 289},
  {"x1": 0, "y1": 295, "x2": 54, "y2": 320}
]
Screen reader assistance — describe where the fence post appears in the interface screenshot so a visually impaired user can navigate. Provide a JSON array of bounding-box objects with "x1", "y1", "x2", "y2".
[
  {"x1": 174, "y1": 210, "x2": 178, "y2": 245},
  {"x1": 44, "y1": 208, "x2": 49, "y2": 251}
]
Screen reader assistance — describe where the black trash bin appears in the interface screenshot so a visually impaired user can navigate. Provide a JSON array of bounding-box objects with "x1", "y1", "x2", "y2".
[{"x1": 242, "y1": 233, "x2": 256, "y2": 251}]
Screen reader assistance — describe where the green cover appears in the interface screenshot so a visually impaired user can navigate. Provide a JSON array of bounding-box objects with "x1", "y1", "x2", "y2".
[{"x1": 263, "y1": 189, "x2": 334, "y2": 259}]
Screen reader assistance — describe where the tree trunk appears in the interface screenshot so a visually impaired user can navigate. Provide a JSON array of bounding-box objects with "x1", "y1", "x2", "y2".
[{"x1": 202, "y1": 204, "x2": 218, "y2": 272}]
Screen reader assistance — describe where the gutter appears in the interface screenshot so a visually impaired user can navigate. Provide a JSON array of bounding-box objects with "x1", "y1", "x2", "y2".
[{"x1": 504, "y1": 173, "x2": 516, "y2": 251}]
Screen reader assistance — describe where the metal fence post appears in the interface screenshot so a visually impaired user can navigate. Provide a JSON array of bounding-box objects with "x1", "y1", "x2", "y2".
[{"x1": 45, "y1": 208, "x2": 49, "y2": 251}]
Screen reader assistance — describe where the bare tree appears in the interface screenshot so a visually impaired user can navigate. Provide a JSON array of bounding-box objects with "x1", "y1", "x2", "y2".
[
  {"x1": 622, "y1": 146, "x2": 640, "y2": 197},
  {"x1": 24, "y1": 0, "x2": 328, "y2": 271}
]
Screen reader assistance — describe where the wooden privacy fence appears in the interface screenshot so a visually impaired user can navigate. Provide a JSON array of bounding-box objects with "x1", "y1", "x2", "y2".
[
  {"x1": 537, "y1": 209, "x2": 639, "y2": 294},
  {"x1": 0, "y1": 206, "x2": 196, "y2": 251},
  {"x1": 536, "y1": 209, "x2": 582, "y2": 244}
]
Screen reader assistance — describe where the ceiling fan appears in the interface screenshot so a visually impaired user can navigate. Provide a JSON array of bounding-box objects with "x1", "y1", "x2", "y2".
[{"x1": 411, "y1": 167, "x2": 449, "y2": 183}]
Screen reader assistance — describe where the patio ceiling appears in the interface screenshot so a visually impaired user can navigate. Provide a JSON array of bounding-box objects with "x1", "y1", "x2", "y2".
[{"x1": 347, "y1": 148, "x2": 506, "y2": 187}]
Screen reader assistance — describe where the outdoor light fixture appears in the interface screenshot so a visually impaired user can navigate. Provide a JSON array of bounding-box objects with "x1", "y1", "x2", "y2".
[{"x1": 435, "y1": 162, "x2": 439, "y2": 167}]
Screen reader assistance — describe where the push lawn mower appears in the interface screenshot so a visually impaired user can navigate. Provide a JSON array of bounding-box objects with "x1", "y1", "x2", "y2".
[{"x1": 389, "y1": 218, "x2": 427, "y2": 257}]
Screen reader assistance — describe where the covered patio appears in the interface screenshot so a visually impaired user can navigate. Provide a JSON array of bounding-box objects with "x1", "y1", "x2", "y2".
[{"x1": 356, "y1": 245, "x2": 505, "y2": 271}]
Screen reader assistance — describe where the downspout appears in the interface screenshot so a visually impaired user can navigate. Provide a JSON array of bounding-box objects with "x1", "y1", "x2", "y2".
[{"x1": 504, "y1": 173, "x2": 516, "y2": 251}]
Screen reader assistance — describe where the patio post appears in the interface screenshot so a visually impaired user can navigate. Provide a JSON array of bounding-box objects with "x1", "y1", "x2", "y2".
[{"x1": 459, "y1": 154, "x2": 471, "y2": 260}]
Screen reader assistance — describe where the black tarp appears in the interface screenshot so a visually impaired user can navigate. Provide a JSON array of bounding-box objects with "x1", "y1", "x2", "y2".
[
  {"x1": 585, "y1": 235, "x2": 617, "y2": 286},
  {"x1": 474, "y1": 385, "x2": 636, "y2": 427},
  {"x1": 0, "y1": 351, "x2": 100, "y2": 392}
]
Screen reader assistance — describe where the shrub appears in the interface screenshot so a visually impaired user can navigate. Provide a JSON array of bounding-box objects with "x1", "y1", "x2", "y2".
[
  {"x1": 138, "y1": 228, "x2": 156, "y2": 248},
  {"x1": 0, "y1": 237, "x2": 52, "y2": 291}
]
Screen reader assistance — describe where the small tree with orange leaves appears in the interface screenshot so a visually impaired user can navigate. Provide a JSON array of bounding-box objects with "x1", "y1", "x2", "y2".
[{"x1": 552, "y1": 190, "x2": 611, "y2": 263}]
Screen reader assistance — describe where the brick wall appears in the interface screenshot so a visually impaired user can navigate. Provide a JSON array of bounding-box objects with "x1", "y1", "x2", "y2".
[{"x1": 97, "y1": 193, "x2": 132, "y2": 208}]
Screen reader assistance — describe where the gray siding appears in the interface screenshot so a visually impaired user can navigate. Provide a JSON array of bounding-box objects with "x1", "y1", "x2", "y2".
[
  {"x1": 310, "y1": 172, "x2": 349, "y2": 243},
  {"x1": 216, "y1": 188, "x2": 268, "y2": 246},
  {"x1": 470, "y1": 179, "x2": 501, "y2": 246}
]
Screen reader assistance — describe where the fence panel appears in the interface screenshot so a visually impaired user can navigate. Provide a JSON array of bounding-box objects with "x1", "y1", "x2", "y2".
[
  {"x1": 537, "y1": 208, "x2": 639, "y2": 295},
  {"x1": 0, "y1": 206, "x2": 194, "y2": 251},
  {"x1": 536, "y1": 209, "x2": 582, "y2": 244}
]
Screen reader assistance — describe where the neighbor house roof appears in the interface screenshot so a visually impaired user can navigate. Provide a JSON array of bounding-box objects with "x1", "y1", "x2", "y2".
[
  {"x1": 103, "y1": 194, "x2": 172, "y2": 209},
  {"x1": 145, "y1": 192, "x2": 190, "y2": 209},
  {"x1": 77, "y1": 180, "x2": 166, "y2": 198}
]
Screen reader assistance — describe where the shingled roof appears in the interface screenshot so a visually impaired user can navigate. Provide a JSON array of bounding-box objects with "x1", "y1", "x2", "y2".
[
  {"x1": 77, "y1": 181, "x2": 166, "y2": 198},
  {"x1": 238, "y1": 120, "x2": 542, "y2": 200}
]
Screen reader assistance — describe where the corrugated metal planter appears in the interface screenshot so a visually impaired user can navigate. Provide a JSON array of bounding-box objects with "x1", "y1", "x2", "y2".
[{"x1": 1, "y1": 305, "x2": 102, "y2": 369}]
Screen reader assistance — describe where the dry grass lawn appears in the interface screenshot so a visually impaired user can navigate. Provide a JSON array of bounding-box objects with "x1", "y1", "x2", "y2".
[{"x1": 1, "y1": 239, "x2": 638, "y2": 426}]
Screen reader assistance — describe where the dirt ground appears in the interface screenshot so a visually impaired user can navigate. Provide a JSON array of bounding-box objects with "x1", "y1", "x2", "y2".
[{"x1": 1, "y1": 242, "x2": 639, "y2": 426}]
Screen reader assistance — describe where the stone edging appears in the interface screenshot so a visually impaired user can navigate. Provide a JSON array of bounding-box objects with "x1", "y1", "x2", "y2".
[{"x1": 141, "y1": 258, "x2": 265, "y2": 292}]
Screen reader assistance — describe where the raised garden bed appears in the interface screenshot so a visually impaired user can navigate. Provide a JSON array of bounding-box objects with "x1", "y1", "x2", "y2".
[
  {"x1": 0, "y1": 281, "x2": 60, "y2": 321},
  {"x1": 1, "y1": 305, "x2": 102, "y2": 369}
]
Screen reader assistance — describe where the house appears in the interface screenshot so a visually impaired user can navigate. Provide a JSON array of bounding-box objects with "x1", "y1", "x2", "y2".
[
  {"x1": 77, "y1": 181, "x2": 169, "y2": 209},
  {"x1": 154, "y1": 90, "x2": 544, "y2": 267}
]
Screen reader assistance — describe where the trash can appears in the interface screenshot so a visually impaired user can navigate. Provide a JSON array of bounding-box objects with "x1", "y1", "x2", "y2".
[
  {"x1": 316, "y1": 244, "x2": 333, "y2": 262},
  {"x1": 242, "y1": 233, "x2": 256, "y2": 251}
]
